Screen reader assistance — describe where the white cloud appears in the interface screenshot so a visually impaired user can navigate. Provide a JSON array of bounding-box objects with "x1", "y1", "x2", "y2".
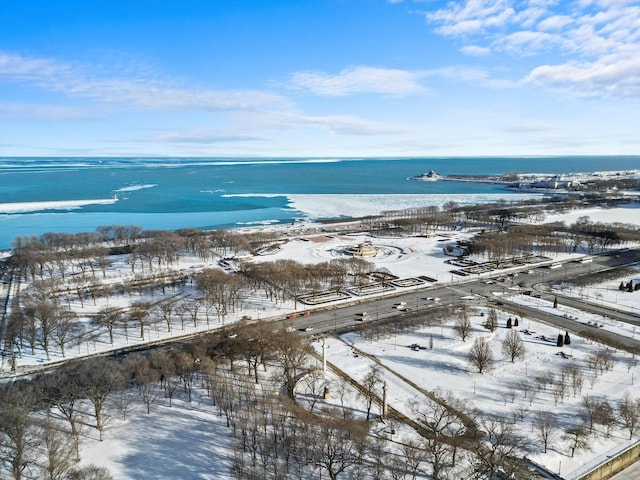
[
  {"x1": 505, "y1": 120, "x2": 561, "y2": 132},
  {"x1": 299, "y1": 114, "x2": 409, "y2": 136},
  {"x1": 427, "y1": 0, "x2": 516, "y2": 35},
  {"x1": 525, "y1": 53, "x2": 640, "y2": 97},
  {"x1": 461, "y1": 44, "x2": 492, "y2": 55},
  {"x1": 287, "y1": 64, "x2": 496, "y2": 96},
  {"x1": 0, "y1": 52, "x2": 64, "y2": 78},
  {"x1": 497, "y1": 30, "x2": 560, "y2": 56},
  {"x1": 0, "y1": 102, "x2": 100, "y2": 120},
  {"x1": 245, "y1": 111, "x2": 412, "y2": 136},
  {"x1": 423, "y1": 65, "x2": 491, "y2": 82},
  {"x1": 537, "y1": 14, "x2": 574, "y2": 30},
  {"x1": 514, "y1": 6, "x2": 548, "y2": 28},
  {"x1": 287, "y1": 65, "x2": 427, "y2": 96},
  {"x1": 424, "y1": 0, "x2": 640, "y2": 98},
  {"x1": 0, "y1": 52, "x2": 288, "y2": 111},
  {"x1": 154, "y1": 131, "x2": 264, "y2": 143}
]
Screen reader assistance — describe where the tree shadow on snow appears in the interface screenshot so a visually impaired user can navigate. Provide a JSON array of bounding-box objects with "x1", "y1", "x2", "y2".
[{"x1": 115, "y1": 404, "x2": 233, "y2": 479}]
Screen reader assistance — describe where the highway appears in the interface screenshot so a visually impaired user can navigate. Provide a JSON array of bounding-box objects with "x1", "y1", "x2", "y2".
[{"x1": 292, "y1": 247, "x2": 640, "y2": 354}]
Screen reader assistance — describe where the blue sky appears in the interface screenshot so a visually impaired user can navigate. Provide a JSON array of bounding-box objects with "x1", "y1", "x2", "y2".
[{"x1": 1, "y1": 0, "x2": 639, "y2": 157}]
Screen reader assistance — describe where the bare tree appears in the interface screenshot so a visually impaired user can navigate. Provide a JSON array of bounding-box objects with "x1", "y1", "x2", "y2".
[
  {"x1": 594, "y1": 399, "x2": 615, "y2": 437},
  {"x1": 38, "y1": 416, "x2": 76, "y2": 480},
  {"x1": 300, "y1": 370, "x2": 325, "y2": 414},
  {"x1": 562, "y1": 426, "x2": 591, "y2": 458},
  {"x1": 174, "y1": 349, "x2": 200, "y2": 403},
  {"x1": 552, "y1": 372, "x2": 568, "y2": 405},
  {"x1": 588, "y1": 350, "x2": 616, "y2": 375},
  {"x1": 273, "y1": 331, "x2": 310, "y2": 400},
  {"x1": 333, "y1": 379, "x2": 351, "y2": 420},
  {"x1": 94, "y1": 307, "x2": 123, "y2": 345},
  {"x1": 41, "y1": 364, "x2": 84, "y2": 460},
  {"x1": 23, "y1": 299, "x2": 58, "y2": 360},
  {"x1": 580, "y1": 395, "x2": 598, "y2": 433},
  {"x1": 131, "y1": 355, "x2": 161, "y2": 414},
  {"x1": 109, "y1": 388, "x2": 136, "y2": 422},
  {"x1": 361, "y1": 365, "x2": 383, "y2": 421},
  {"x1": 155, "y1": 300, "x2": 176, "y2": 333},
  {"x1": 563, "y1": 363, "x2": 584, "y2": 397},
  {"x1": 533, "y1": 410, "x2": 556, "y2": 453},
  {"x1": 182, "y1": 298, "x2": 202, "y2": 329},
  {"x1": 0, "y1": 382, "x2": 40, "y2": 480},
  {"x1": 619, "y1": 393, "x2": 640, "y2": 439},
  {"x1": 454, "y1": 311, "x2": 472, "y2": 342},
  {"x1": 51, "y1": 308, "x2": 80, "y2": 358},
  {"x1": 485, "y1": 308, "x2": 498, "y2": 332},
  {"x1": 472, "y1": 417, "x2": 531, "y2": 480},
  {"x1": 399, "y1": 437, "x2": 424, "y2": 480},
  {"x1": 129, "y1": 301, "x2": 153, "y2": 341},
  {"x1": 79, "y1": 357, "x2": 124, "y2": 440},
  {"x1": 412, "y1": 398, "x2": 456, "y2": 480},
  {"x1": 314, "y1": 416, "x2": 368, "y2": 480},
  {"x1": 502, "y1": 329, "x2": 525, "y2": 363},
  {"x1": 469, "y1": 337, "x2": 494, "y2": 374}
]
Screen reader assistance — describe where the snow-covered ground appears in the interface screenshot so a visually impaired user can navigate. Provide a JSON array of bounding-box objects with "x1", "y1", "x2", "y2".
[
  {"x1": 3, "y1": 203, "x2": 640, "y2": 479},
  {"x1": 79, "y1": 394, "x2": 235, "y2": 479},
  {"x1": 543, "y1": 203, "x2": 640, "y2": 226},
  {"x1": 320, "y1": 307, "x2": 640, "y2": 479}
]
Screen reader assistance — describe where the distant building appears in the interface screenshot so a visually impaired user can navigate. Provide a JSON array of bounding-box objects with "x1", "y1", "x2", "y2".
[{"x1": 530, "y1": 175, "x2": 580, "y2": 190}]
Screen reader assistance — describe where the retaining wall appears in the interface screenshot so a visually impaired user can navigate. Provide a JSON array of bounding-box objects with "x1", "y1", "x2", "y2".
[{"x1": 578, "y1": 441, "x2": 640, "y2": 480}]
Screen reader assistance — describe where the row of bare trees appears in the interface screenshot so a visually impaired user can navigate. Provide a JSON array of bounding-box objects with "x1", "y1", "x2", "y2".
[
  {"x1": 468, "y1": 219, "x2": 639, "y2": 263},
  {"x1": 242, "y1": 257, "x2": 379, "y2": 307},
  {"x1": 9, "y1": 226, "x2": 280, "y2": 284}
]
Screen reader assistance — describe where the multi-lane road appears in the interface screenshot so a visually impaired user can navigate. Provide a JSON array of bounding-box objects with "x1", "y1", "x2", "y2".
[{"x1": 291, "y1": 247, "x2": 640, "y2": 353}]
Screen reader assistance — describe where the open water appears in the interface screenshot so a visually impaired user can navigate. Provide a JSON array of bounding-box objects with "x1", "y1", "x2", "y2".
[{"x1": 1, "y1": 156, "x2": 638, "y2": 249}]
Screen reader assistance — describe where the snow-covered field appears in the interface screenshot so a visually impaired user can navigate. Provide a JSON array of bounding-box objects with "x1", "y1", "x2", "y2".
[
  {"x1": 79, "y1": 394, "x2": 235, "y2": 479},
  {"x1": 3, "y1": 203, "x2": 640, "y2": 479},
  {"x1": 319, "y1": 308, "x2": 640, "y2": 479}
]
